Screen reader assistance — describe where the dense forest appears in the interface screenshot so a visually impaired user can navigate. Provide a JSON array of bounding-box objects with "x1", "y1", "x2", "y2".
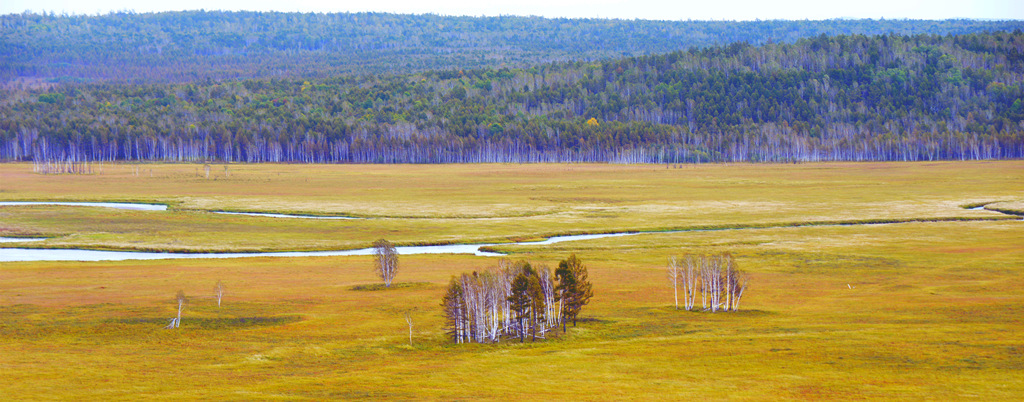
[
  {"x1": 2, "y1": 11, "x2": 1022, "y2": 84},
  {"x1": 1, "y1": 13, "x2": 1022, "y2": 163}
]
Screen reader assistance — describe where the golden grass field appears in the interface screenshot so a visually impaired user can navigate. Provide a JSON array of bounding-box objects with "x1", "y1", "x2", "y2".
[
  {"x1": 1, "y1": 161, "x2": 1022, "y2": 399},
  {"x1": 1, "y1": 161, "x2": 1021, "y2": 251}
]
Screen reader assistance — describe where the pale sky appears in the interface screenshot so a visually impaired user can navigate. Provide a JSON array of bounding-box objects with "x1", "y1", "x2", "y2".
[{"x1": 2, "y1": 0, "x2": 1022, "y2": 20}]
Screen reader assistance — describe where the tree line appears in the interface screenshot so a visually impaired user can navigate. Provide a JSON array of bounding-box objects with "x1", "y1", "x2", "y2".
[
  {"x1": 2, "y1": 32, "x2": 1023, "y2": 164},
  {"x1": 4, "y1": 11, "x2": 1019, "y2": 84}
]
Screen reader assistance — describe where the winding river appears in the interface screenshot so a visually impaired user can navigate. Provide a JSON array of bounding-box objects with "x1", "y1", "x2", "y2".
[
  {"x1": 0, "y1": 201, "x2": 1018, "y2": 262},
  {"x1": 0, "y1": 233, "x2": 638, "y2": 261}
]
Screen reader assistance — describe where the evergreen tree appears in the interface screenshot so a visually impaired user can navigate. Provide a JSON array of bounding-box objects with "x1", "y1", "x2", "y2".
[
  {"x1": 526, "y1": 267, "x2": 546, "y2": 342},
  {"x1": 441, "y1": 277, "x2": 466, "y2": 343},
  {"x1": 508, "y1": 266, "x2": 534, "y2": 343},
  {"x1": 555, "y1": 254, "x2": 594, "y2": 331}
]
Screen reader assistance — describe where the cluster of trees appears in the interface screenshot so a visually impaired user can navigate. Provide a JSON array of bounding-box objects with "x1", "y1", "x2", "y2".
[
  {"x1": 3, "y1": 11, "x2": 1018, "y2": 84},
  {"x1": 31, "y1": 156, "x2": 94, "y2": 174},
  {"x1": 2, "y1": 31, "x2": 1021, "y2": 164},
  {"x1": 668, "y1": 253, "x2": 747, "y2": 312},
  {"x1": 441, "y1": 255, "x2": 592, "y2": 343}
]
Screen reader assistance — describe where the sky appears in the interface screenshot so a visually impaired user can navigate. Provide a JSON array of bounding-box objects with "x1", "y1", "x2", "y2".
[{"x1": 2, "y1": 0, "x2": 1022, "y2": 21}]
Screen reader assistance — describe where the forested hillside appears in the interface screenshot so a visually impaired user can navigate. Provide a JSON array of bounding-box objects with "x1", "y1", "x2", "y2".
[
  {"x1": 2, "y1": 31, "x2": 1023, "y2": 163},
  {"x1": 1, "y1": 11, "x2": 1021, "y2": 83}
]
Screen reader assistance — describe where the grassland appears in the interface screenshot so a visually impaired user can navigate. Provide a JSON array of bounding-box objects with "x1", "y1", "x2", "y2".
[
  {"x1": 1, "y1": 162, "x2": 1023, "y2": 399},
  {"x1": 1, "y1": 161, "x2": 1021, "y2": 251}
]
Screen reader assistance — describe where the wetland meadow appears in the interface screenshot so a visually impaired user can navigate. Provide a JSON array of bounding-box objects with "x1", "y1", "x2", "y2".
[{"x1": 1, "y1": 161, "x2": 1022, "y2": 399}]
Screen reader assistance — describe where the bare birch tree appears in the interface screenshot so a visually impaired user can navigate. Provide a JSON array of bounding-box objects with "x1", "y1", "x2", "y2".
[
  {"x1": 536, "y1": 265, "x2": 559, "y2": 329},
  {"x1": 373, "y1": 238, "x2": 399, "y2": 287},
  {"x1": 214, "y1": 280, "x2": 224, "y2": 308},
  {"x1": 165, "y1": 290, "x2": 186, "y2": 329},
  {"x1": 725, "y1": 260, "x2": 748, "y2": 311},
  {"x1": 683, "y1": 255, "x2": 697, "y2": 311},
  {"x1": 668, "y1": 256, "x2": 681, "y2": 310},
  {"x1": 705, "y1": 255, "x2": 722, "y2": 312}
]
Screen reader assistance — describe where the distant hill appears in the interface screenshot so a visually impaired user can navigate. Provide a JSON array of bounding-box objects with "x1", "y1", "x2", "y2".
[
  {"x1": 2, "y1": 11, "x2": 1022, "y2": 83},
  {"x1": 2, "y1": 31, "x2": 1021, "y2": 163}
]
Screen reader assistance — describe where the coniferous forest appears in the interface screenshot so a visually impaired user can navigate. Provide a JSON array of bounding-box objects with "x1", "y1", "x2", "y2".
[{"x1": 1, "y1": 11, "x2": 1023, "y2": 163}]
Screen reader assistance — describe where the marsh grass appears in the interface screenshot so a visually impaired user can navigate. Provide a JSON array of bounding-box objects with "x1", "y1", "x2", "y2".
[{"x1": 0, "y1": 163, "x2": 1022, "y2": 399}]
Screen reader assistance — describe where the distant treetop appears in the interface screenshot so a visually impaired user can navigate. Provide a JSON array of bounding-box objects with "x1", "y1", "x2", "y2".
[{"x1": 2, "y1": 11, "x2": 1021, "y2": 83}]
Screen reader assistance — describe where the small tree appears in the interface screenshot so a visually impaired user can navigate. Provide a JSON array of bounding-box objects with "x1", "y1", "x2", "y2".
[
  {"x1": 670, "y1": 255, "x2": 699, "y2": 311},
  {"x1": 175, "y1": 290, "x2": 186, "y2": 327},
  {"x1": 441, "y1": 277, "x2": 466, "y2": 343},
  {"x1": 682, "y1": 255, "x2": 697, "y2": 311},
  {"x1": 668, "y1": 256, "x2": 681, "y2": 310},
  {"x1": 528, "y1": 274, "x2": 546, "y2": 342},
  {"x1": 404, "y1": 312, "x2": 414, "y2": 347},
  {"x1": 555, "y1": 254, "x2": 593, "y2": 331},
  {"x1": 165, "y1": 290, "x2": 186, "y2": 329},
  {"x1": 373, "y1": 239, "x2": 399, "y2": 287},
  {"x1": 724, "y1": 255, "x2": 748, "y2": 311},
  {"x1": 214, "y1": 280, "x2": 224, "y2": 308},
  {"x1": 554, "y1": 263, "x2": 577, "y2": 333},
  {"x1": 508, "y1": 268, "x2": 534, "y2": 343}
]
